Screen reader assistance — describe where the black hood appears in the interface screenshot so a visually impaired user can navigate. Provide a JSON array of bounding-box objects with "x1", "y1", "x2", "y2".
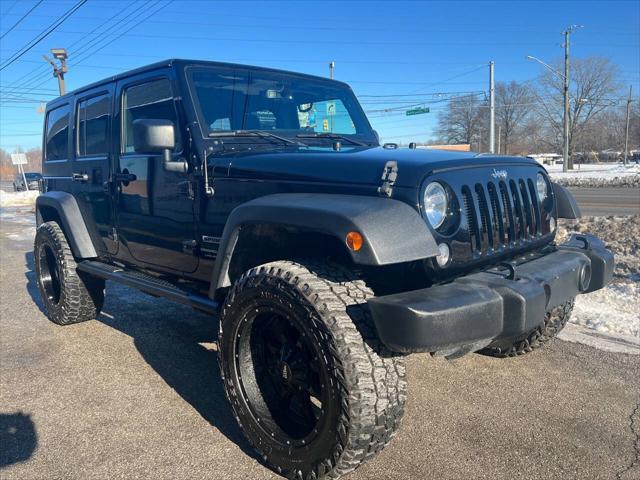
[{"x1": 219, "y1": 145, "x2": 540, "y2": 189}]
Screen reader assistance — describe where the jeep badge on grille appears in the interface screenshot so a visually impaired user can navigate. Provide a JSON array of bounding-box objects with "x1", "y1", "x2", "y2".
[{"x1": 491, "y1": 169, "x2": 508, "y2": 180}]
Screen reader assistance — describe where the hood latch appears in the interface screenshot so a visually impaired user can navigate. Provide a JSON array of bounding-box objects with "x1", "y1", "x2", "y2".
[{"x1": 377, "y1": 161, "x2": 398, "y2": 197}]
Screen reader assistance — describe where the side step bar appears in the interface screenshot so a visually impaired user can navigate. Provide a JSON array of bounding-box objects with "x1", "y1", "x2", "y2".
[{"x1": 77, "y1": 260, "x2": 218, "y2": 314}]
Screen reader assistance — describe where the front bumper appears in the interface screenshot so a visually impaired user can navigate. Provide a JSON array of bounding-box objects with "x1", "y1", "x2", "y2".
[{"x1": 368, "y1": 234, "x2": 614, "y2": 355}]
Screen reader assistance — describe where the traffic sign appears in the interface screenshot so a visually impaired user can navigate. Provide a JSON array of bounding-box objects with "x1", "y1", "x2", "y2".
[
  {"x1": 11, "y1": 153, "x2": 27, "y2": 165},
  {"x1": 406, "y1": 107, "x2": 430, "y2": 116}
]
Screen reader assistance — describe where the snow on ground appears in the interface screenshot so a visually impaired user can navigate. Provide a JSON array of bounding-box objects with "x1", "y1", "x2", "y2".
[
  {"x1": 558, "y1": 216, "x2": 639, "y2": 347},
  {"x1": 546, "y1": 163, "x2": 640, "y2": 187},
  {"x1": 0, "y1": 206, "x2": 36, "y2": 244},
  {"x1": 570, "y1": 281, "x2": 639, "y2": 338},
  {"x1": 0, "y1": 190, "x2": 39, "y2": 207}
]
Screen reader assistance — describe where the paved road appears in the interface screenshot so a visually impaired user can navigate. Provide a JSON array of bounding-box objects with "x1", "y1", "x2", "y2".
[
  {"x1": 1, "y1": 206, "x2": 639, "y2": 480},
  {"x1": 569, "y1": 187, "x2": 640, "y2": 216}
]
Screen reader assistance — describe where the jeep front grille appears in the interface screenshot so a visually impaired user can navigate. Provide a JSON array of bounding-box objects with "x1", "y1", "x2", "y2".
[{"x1": 462, "y1": 178, "x2": 543, "y2": 254}]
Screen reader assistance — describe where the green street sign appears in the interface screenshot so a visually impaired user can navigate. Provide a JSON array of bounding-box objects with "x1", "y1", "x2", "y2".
[{"x1": 406, "y1": 107, "x2": 430, "y2": 116}]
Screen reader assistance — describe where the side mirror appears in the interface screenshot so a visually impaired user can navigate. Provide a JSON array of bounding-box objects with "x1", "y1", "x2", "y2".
[{"x1": 132, "y1": 118, "x2": 176, "y2": 164}]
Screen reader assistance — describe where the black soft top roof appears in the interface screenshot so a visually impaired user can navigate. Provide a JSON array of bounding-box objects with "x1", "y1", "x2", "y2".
[{"x1": 47, "y1": 59, "x2": 350, "y2": 108}]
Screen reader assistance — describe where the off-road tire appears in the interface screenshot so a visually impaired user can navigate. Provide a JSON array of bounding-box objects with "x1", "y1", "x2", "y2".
[
  {"x1": 218, "y1": 260, "x2": 407, "y2": 480},
  {"x1": 481, "y1": 299, "x2": 575, "y2": 358},
  {"x1": 34, "y1": 221, "x2": 104, "y2": 325}
]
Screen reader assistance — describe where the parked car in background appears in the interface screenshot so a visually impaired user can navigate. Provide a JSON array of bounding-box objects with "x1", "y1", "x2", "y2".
[
  {"x1": 573, "y1": 151, "x2": 599, "y2": 164},
  {"x1": 599, "y1": 149, "x2": 622, "y2": 161},
  {"x1": 13, "y1": 172, "x2": 42, "y2": 191}
]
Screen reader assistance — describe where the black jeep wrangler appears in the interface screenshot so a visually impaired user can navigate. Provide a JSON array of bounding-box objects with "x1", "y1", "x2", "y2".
[{"x1": 34, "y1": 59, "x2": 613, "y2": 479}]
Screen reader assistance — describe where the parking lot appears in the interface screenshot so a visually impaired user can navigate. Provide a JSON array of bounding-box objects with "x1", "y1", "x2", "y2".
[{"x1": 1, "y1": 205, "x2": 639, "y2": 480}]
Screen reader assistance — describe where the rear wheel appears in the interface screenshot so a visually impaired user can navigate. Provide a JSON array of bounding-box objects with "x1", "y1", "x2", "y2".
[
  {"x1": 481, "y1": 299, "x2": 575, "y2": 358},
  {"x1": 34, "y1": 222, "x2": 105, "y2": 325},
  {"x1": 218, "y1": 260, "x2": 406, "y2": 479}
]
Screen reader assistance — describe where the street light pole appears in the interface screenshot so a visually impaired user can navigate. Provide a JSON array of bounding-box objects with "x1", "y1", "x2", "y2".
[
  {"x1": 329, "y1": 61, "x2": 335, "y2": 79},
  {"x1": 526, "y1": 25, "x2": 582, "y2": 172},
  {"x1": 43, "y1": 48, "x2": 68, "y2": 96}
]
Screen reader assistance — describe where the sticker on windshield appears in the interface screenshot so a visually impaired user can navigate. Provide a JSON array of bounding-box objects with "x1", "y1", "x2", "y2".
[{"x1": 326, "y1": 101, "x2": 336, "y2": 117}]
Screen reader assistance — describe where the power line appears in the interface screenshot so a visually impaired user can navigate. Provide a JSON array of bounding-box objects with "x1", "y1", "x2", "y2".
[
  {"x1": 11, "y1": 28, "x2": 637, "y2": 48},
  {"x1": 70, "y1": 0, "x2": 160, "y2": 64},
  {"x1": 4, "y1": 11, "x2": 639, "y2": 36},
  {"x1": 14, "y1": 0, "x2": 172, "y2": 98},
  {"x1": 1, "y1": 1, "x2": 154, "y2": 95},
  {"x1": 0, "y1": 0, "x2": 44, "y2": 40},
  {"x1": 0, "y1": 0, "x2": 87, "y2": 72}
]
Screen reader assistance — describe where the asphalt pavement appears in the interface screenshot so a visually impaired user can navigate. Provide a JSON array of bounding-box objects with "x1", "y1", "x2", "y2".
[
  {"x1": 1, "y1": 206, "x2": 639, "y2": 480},
  {"x1": 568, "y1": 187, "x2": 640, "y2": 216}
]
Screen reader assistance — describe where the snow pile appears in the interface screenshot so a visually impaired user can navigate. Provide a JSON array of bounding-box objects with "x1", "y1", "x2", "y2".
[
  {"x1": 547, "y1": 163, "x2": 640, "y2": 187},
  {"x1": 0, "y1": 190, "x2": 39, "y2": 207},
  {"x1": 558, "y1": 216, "x2": 639, "y2": 340},
  {"x1": 569, "y1": 282, "x2": 639, "y2": 338},
  {"x1": 558, "y1": 215, "x2": 640, "y2": 280}
]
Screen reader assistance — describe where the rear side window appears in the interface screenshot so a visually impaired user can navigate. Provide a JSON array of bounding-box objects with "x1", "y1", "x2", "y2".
[
  {"x1": 77, "y1": 93, "x2": 110, "y2": 156},
  {"x1": 122, "y1": 78, "x2": 180, "y2": 153},
  {"x1": 45, "y1": 104, "x2": 70, "y2": 161}
]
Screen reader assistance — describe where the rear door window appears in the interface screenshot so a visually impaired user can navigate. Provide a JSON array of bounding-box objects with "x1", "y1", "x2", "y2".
[
  {"x1": 77, "y1": 93, "x2": 110, "y2": 156},
  {"x1": 45, "y1": 104, "x2": 70, "y2": 161}
]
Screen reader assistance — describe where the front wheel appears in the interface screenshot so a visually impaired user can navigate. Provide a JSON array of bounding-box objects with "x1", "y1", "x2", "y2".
[
  {"x1": 481, "y1": 299, "x2": 575, "y2": 358},
  {"x1": 218, "y1": 261, "x2": 406, "y2": 479}
]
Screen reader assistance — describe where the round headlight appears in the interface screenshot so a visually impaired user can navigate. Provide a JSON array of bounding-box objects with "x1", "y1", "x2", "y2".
[
  {"x1": 536, "y1": 173, "x2": 548, "y2": 201},
  {"x1": 424, "y1": 182, "x2": 448, "y2": 229}
]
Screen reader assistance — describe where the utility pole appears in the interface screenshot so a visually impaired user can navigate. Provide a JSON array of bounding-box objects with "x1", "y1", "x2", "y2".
[
  {"x1": 623, "y1": 85, "x2": 633, "y2": 166},
  {"x1": 497, "y1": 125, "x2": 502, "y2": 155},
  {"x1": 43, "y1": 48, "x2": 68, "y2": 96},
  {"x1": 562, "y1": 30, "x2": 570, "y2": 171},
  {"x1": 489, "y1": 61, "x2": 495, "y2": 154},
  {"x1": 329, "y1": 61, "x2": 335, "y2": 79},
  {"x1": 562, "y1": 25, "x2": 582, "y2": 171}
]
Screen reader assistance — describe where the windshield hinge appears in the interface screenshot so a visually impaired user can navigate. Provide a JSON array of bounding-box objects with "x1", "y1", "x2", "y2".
[{"x1": 377, "y1": 161, "x2": 398, "y2": 197}]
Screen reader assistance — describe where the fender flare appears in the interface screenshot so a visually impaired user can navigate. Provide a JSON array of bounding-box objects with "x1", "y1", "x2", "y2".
[
  {"x1": 551, "y1": 182, "x2": 582, "y2": 219},
  {"x1": 209, "y1": 193, "x2": 439, "y2": 293},
  {"x1": 36, "y1": 192, "x2": 98, "y2": 259}
]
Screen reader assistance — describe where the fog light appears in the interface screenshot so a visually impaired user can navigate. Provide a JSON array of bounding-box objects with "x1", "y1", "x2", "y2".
[
  {"x1": 578, "y1": 263, "x2": 592, "y2": 292},
  {"x1": 549, "y1": 217, "x2": 556, "y2": 231},
  {"x1": 436, "y1": 243, "x2": 450, "y2": 267}
]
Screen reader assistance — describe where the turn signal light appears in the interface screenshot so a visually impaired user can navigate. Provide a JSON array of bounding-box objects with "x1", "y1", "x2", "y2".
[{"x1": 346, "y1": 231, "x2": 363, "y2": 251}]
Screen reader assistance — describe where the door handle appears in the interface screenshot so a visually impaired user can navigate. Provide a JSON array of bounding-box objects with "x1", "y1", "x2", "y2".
[
  {"x1": 72, "y1": 173, "x2": 89, "y2": 182},
  {"x1": 113, "y1": 172, "x2": 137, "y2": 183}
]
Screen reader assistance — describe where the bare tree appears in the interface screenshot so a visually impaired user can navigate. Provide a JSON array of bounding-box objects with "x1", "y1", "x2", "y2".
[
  {"x1": 436, "y1": 94, "x2": 484, "y2": 147},
  {"x1": 533, "y1": 56, "x2": 621, "y2": 167},
  {"x1": 495, "y1": 81, "x2": 533, "y2": 154}
]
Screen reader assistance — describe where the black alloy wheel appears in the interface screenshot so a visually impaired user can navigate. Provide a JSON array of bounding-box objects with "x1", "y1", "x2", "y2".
[{"x1": 219, "y1": 260, "x2": 407, "y2": 480}]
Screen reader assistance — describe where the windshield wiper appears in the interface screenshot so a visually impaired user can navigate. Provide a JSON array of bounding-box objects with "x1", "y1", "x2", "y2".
[
  {"x1": 295, "y1": 132, "x2": 368, "y2": 146},
  {"x1": 208, "y1": 130, "x2": 305, "y2": 146}
]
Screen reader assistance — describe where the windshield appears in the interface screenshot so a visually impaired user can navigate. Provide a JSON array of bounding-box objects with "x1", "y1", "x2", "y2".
[{"x1": 186, "y1": 66, "x2": 377, "y2": 143}]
